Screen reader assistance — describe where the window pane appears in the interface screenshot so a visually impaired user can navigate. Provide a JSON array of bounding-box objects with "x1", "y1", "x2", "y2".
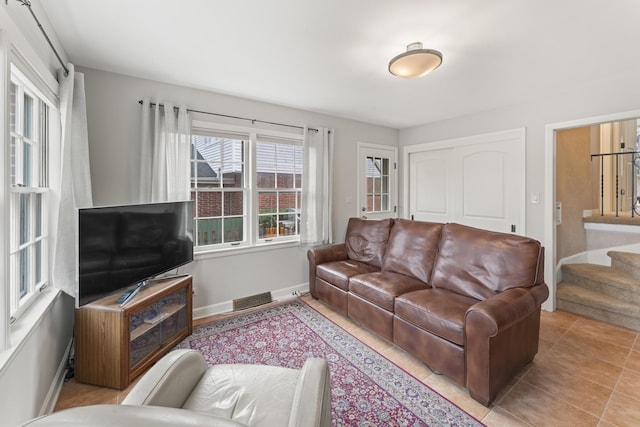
[
  {"x1": 221, "y1": 165, "x2": 243, "y2": 188},
  {"x1": 277, "y1": 172, "x2": 294, "y2": 188},
  {"x1": 258, "y1": 191, "x2": 277, "y2": 213},
  {"x1": 223, "y1": 191, "x2": 243, "y2": 216},
  {"x1": 223, "y1": 217, "x2": 243, "y2": 243},
  {"x1": 196, "y1": 191, "x2": 222, "y2": 217},
  {"x1": 258, "y1": 172, "x2": 275, "y2": 188},
  {"x1": 23, "y1": 141, "x2": 32, "y2": 186},
  {"x1": 20, "y1": 248, "x2": 30, "y2": 298},
  {"x1": 35, "y1": 194, "x2": 42, "y2": 237},
  {"x1": 23, "y1": 93, "x2": 33, "y2": 139},
  {"x1": 259, "y1": 214, "x2": 278, "y2": 238},
  {"x1": 10, "y1": 82, "x2": 17, "y2": 132},
  {"x1": 20, "y1": 194, "x2": 30, "y2": 245},
  {"x1": 10, "y1": 136, "x2": 17, "y2": 186},
  {"x1": 196, "y1": 218, "x2": 221, "y2": 245},
  {"x1": 35, "y1": 241, "x2": 42, "y2": 284}
]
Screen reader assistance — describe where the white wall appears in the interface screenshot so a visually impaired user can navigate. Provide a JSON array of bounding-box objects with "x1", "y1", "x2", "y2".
[
  {"x1": 79, "y1": 67, "x2": 398, "y2": 313},
  {"x1": 399, "y1": 74, "x2": 640, "y2": 311}
]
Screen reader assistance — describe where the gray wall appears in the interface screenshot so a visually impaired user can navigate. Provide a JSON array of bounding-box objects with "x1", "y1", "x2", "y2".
[
  {"x1": 399, "y1": 74, "x2": 640, "y2": 311},
  {"x1": 79, "y1": 67, "x2": 398, "y2": 312}
]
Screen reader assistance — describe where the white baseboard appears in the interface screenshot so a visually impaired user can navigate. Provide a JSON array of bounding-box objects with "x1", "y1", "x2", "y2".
[
  {"x1": 192, "y1": 283, "x2": 309, "y2": 320},
  {"x1": 39, "y1": 338, "x2": 73, "y2": 416}
]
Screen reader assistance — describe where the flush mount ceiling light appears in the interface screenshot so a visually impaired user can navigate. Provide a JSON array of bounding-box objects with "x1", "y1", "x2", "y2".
[{"x1": 388, "y1": 42, "x2": 443, "y2": 78}]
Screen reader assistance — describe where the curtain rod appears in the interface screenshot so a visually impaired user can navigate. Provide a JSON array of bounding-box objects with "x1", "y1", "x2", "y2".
[
  {"x1": 138, "y1": 100, "x2": 319, "y2": 133},
  {"x1": 15, "y1": 0, "x2": 69, "y2": 76}
]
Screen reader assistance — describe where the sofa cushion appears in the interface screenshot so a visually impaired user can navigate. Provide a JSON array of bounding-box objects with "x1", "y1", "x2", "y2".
[
  {"x1": 395, "y1": 289, "x2": 479, "y2": 346},
  {"x1": 349, "y1": 271, "x2": 427, "y2": 311},
  {"x1": 431, "y1": 223, "x2": 544, "y2": 300},
  {"x1": 382, "y1": 219, "x2": 442, "y2": 283},
  {"x1": 344, "y1": 218, "x2": 393, "y2": 268},
  {"x1": 316, "y1": 260, "x2": 379, "y2": 291}
]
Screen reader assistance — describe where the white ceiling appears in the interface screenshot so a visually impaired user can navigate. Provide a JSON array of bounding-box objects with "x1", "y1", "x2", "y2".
[{"x1": 38, "y1": 0, "x2": 640, "y2": 129}]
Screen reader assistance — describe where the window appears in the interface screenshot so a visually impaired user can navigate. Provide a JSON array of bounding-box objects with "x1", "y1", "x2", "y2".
[
  {"x1": 8, "y1": 67, "x2": 50, "y2": 319},
  {"x1": 257, "y1": 139, "x2": 302, "y2": 239},
  {"x1": 365, "y1": 155, "x2": 390, "y2": 212},
  {"x1": 191, "y1": 133, "x2": 246, "y2": 247},
  {"x1": 191, "y1": 123, "x2": 303, "y2": 251}
]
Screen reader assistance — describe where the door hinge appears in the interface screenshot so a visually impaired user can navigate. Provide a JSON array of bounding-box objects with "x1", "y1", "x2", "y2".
[
  {"x1": 511, "y1": 224, "x2": 516, "y2": 232},
  {"x1": 394, "y1": 205, "x2": 397, "y2": 213},
  {"x1": 394, "y1": 162, "x2": 397, "y2": 170}
]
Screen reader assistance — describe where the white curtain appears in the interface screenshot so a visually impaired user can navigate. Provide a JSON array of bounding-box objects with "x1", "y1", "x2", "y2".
[
  {"x1": 52, "y1": 64, "x2": 93, "y2": 297},
  {"x1": 139, "y1": 99, "x2": 191, "y2": 202},
  {"x1": 301, "y1": 127, "x2": 334, "y2": 245}
]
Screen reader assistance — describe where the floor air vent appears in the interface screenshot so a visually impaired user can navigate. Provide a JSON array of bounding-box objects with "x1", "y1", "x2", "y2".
[{"x1": 233, "y1": 292, "x2": 273, "y2": 311}]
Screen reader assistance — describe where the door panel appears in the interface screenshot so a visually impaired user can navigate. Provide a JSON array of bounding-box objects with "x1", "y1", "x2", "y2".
[
  {"x1": 410, "y1": 149, "x2": 452, "y2": 222},
  {"x1": 408, "y1": 131, "x2": 525, "y2": 234}
]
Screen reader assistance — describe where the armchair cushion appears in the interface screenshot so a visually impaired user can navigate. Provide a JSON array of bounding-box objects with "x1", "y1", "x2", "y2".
[{"x1": 126, "y1": 349, "x2": 331, "y2": 427}]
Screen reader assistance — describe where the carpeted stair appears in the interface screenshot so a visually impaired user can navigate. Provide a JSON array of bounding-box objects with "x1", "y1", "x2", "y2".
[{"x1": 557, "y1": 251, "x2": 640, "y2": 331}]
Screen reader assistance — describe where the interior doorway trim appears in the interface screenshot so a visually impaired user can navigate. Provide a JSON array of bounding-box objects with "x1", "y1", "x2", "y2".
[{"x1": 544, "y1": 109, "x2": 640, "y2": 312}]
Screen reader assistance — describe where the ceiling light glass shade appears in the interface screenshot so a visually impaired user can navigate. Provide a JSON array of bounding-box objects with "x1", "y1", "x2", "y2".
[{"x1": 388, "y1": 42, "x2": 443, "y2": 78}]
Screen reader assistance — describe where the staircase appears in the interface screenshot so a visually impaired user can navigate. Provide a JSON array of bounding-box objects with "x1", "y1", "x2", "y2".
[{"x1": 557, "y1": 251, "x2": 640, "y2": 331}]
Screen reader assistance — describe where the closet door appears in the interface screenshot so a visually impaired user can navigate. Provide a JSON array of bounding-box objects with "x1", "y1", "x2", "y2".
[{"x1": 408, "y1": 129, "x2": 525, "y2": 234}]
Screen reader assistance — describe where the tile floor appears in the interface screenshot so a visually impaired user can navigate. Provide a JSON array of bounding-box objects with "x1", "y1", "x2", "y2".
[{"x1": 55, "y1": 295, "x2": 640, "y2": 426}]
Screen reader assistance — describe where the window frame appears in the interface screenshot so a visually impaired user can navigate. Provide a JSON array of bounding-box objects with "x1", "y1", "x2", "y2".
[
  {"x1": 7, "y1": 64, "x2": 53, "y2": 321},
  {"x1": 191, "y1": 121, "x2": 303, "y2": 255}
]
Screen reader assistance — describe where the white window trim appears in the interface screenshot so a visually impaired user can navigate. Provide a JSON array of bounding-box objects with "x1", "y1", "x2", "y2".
[{"x1": 191, "y1": 120, "x2": 303, "y2": 256}]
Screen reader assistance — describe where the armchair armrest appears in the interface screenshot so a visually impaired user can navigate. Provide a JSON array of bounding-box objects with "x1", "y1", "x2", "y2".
[
  {"x1": 464, "y1": 283, "x2": 549, "y2": 405},
  {"x1": 22, "y1": 405, "x2": 247, "y2": 427},
  {"x1": 307, "y1": 243, "x2": 348, "y2": 298},
  {"x1": 122, "y1": 349, "x2": 207, "y2": 408},
  {"x1": 288, "y1": 358, "x2": 332, "y2": 427}
]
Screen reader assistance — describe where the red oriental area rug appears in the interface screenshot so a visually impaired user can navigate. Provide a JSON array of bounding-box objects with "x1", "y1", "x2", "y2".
[{"x1": 179, "y1": 299, "x2": 485, "y2": 427}]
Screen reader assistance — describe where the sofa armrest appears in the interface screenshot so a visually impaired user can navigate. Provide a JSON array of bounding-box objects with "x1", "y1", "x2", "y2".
[
  {"x1": 466, "y1": 284, "x2": 549, "y2": 336},
  {"x1": 122, "y1": 349, "x2": 207, "y2": 408},
  {"x1": 464, "y1": 284, "x2": 549, "y2": 405},
  {"x1": 288, "y1": 358, "x2": 332, "y2": 427},
  {"x1": 307, "y1": 243, "x2": 348, "y2": 298}
]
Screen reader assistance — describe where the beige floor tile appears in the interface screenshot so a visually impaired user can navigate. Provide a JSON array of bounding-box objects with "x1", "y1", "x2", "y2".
[
  {"x1": 520, "y1": 360, "x2": 612, "y2": 417},
  {"x1": 560, "y1": 329, "x2": 631, "y2": 367},
  {"x1": 536, "y1": 340, "x2": 623, "y2": 389},
  {"x1": 541, "y1": 309, "x2": 578, "y2": 330},
  {"x1": 482, "y1": 407, "x2": 532, "y2": 427},
  {"x1": 625, "y1": 349, "x2": 640, "y2": 373},
  {"x1": 54, "y1": 380, "x2": 119, "y2": 411},
  {"x1": 570, "y1": 316, "x2": 637, "y2": 350},
  {"x1": 615, "y1": 368, "x2": 640, "y2": 401},
  {"x1": 496, "y1": 382, "x2": 599, "y2": 427},
  {"x1": 601, "y1": 391, "x2": 640, "y2": 427}
]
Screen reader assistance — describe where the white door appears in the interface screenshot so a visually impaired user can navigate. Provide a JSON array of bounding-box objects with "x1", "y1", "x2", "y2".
[
  {"x1": 357, "y1": 143, "x2": 398, "y2": 220},
  {"x1": 408, "y1": 129, "x2": 525, "y2": 234}
]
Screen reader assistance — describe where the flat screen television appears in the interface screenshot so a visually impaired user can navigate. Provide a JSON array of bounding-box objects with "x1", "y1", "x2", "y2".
[{"x1": 77, "y1": 201, "x2": 194, "y2": 307}]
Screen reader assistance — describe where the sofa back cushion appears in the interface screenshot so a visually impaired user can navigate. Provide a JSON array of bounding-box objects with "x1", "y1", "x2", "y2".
[
  {"x1": 382, "y1": 219, "x2": 442, "y2": 283},
  {"x1": 345, "y1": 218, "x2": 393, "y2": 268},
  {"x1": 431, "y1": 223, "x2": 544, "y2": 300}
]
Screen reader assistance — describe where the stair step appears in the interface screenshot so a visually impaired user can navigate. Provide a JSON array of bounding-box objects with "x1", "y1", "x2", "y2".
[
  {"x1": 561, "y1": 263, "x2": 640, "y2": 304},
  {"x1": 557, "y1": 283, "x2": 640, "y2": 331},
  {"x1": 608, "y1": 251, "x2": 640, "y2": 281}
]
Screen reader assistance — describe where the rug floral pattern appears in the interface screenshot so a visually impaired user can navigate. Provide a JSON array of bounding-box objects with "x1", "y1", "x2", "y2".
[{"x1": 179, "y1": 300, "x2": 484, "y2": 427}]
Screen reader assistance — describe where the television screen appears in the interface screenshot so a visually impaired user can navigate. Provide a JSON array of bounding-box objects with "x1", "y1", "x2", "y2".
[{"x1": 77, "y1": 201, "x2": 194, "y2": 307}]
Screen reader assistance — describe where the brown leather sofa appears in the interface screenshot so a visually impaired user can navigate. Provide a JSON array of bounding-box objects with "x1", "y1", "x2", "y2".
[{"x1": 307, "y1": 218, "x2": 548, "y2": 406}]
